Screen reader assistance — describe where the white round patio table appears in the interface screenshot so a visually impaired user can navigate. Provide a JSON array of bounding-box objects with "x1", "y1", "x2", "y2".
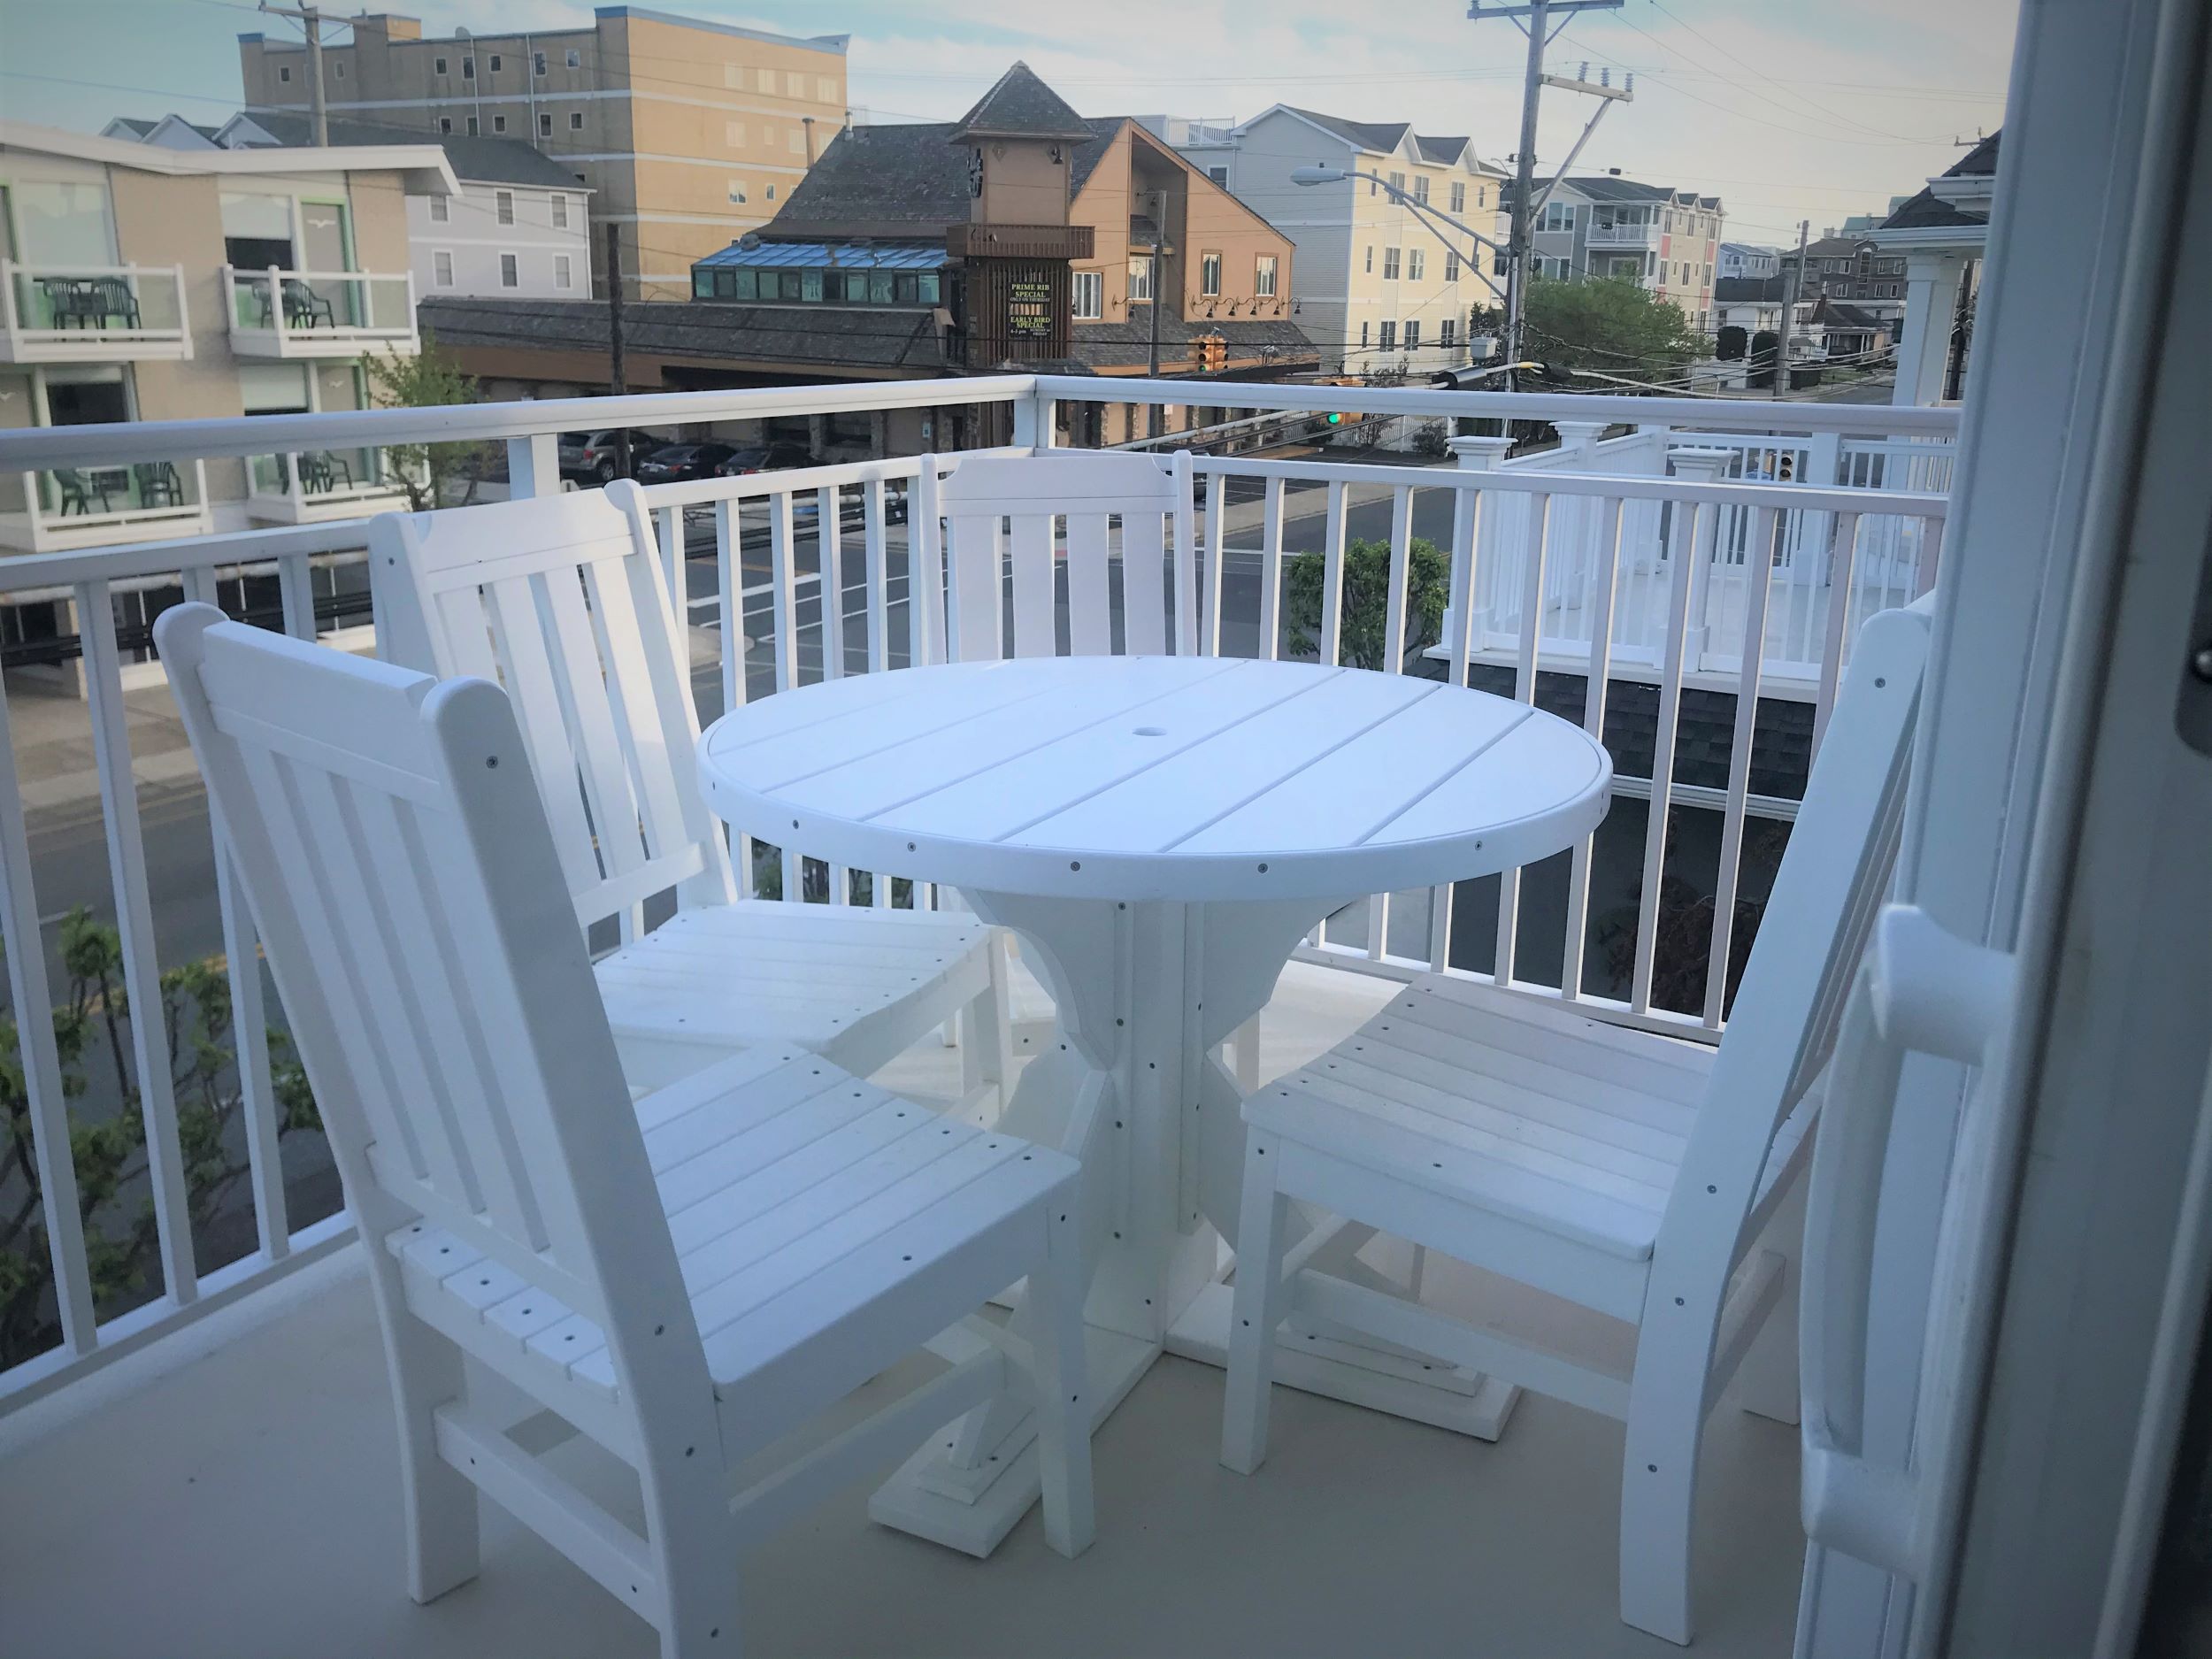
[{"x1": 696, "y1": 653, "x2": 1610, "y2": 1554}]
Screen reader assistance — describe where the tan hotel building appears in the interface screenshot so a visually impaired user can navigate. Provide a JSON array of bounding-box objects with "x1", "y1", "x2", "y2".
[{"x1": 238, "y1": 7, "x2": 847, "y2": 297}]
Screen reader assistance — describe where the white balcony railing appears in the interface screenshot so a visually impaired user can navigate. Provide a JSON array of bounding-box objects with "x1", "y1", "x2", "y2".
[
  {"x1": 0, "y1": 459, "x2": 212, "y2": 552},
  {"x1": 1585, "y1": 221, "x2": 1656, "y2": 249},
  {"x1": 0, "y1": 373, "x2": 1955, "y2": 1425},
  {"x1": 223, "y1": 265, "x2": 418, "y2": 358},
  {"x1": 0, "y1": 260, "x2": 194, "y2": 363},
  {"x1": 246, "y1": 448, "x2": 411, "y2": 524}
]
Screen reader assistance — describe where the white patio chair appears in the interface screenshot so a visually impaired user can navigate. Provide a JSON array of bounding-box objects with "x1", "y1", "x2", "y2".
[
  {"x1": 1219, "y1": 601, "x2": 1932, "y2": 1646},
  {"x1": 156, "y1": 603, "x2": 1094, "y2": 1659},
  {"x1": 920, "y1": 449, "x2": 1265, "y2": 1085},
  {"x1": 371, "y1": 487, "x2": 1011, "y2": 1103}
]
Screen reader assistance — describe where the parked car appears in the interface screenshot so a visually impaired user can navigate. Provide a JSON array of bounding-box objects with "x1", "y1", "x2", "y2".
[
  {"x1": 557, "y1": 429, "x2": 667, "y2": 484},
  {"x1": 632, "y1": 442, "x2": 741, "y2": 483},
  {"x1": 713, "y1": 442, "x2": 819, "y2": 477}
]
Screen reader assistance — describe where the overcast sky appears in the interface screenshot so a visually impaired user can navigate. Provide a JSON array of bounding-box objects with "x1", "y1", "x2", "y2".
[{"x1": 0, "y1": 0, "x2": 2016, "y2": 250}]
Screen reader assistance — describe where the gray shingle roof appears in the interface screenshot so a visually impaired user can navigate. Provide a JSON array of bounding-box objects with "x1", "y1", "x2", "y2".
[
  {"x1": 949, "y1": 62, "x2": 1094, "y2": 142},
  {"x1": 417, "y1": 296, "x2": 951, "y2": 372},
  {"x1": 1879, "y1": 188, "x2": 1985, "y2": 230},
  {"x1": 768, "y1": 122, "x2": 973, "y2": 238},
  {"x1": 234, "y1": 111, "x2": 586, "y2": 189},
  {"x1": 1504, "y1": 176, "x2": 1718, "y2": 210},
  {"x1": 1713, "y1": 275, "x2": 1786, "y2": 303},
  {"x1": 1945, "y1": 131, "x2": 2000, "y2": 177},
  {"x1": 1413, "y1": 134, "x2": 1470, "y2": 165},
  {"x1": 1278, "y1": 107, "x2": 1410, "y2": 154}
]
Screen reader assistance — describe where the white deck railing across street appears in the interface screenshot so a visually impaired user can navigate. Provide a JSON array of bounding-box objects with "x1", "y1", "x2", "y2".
[{"x1": 0, "y1": 373, "x2": 1954, "y2": 1419}]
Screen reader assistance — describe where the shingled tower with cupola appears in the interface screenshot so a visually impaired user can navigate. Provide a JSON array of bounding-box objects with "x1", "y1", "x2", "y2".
[{"x1": 944, "y1": 62, "x2": 1096, "y2": 366}]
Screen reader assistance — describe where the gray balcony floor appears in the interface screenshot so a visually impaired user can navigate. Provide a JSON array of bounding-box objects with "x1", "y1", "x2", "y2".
[{"x1": 0, "y1": 964, "x2": 1806, "y2": 1659}]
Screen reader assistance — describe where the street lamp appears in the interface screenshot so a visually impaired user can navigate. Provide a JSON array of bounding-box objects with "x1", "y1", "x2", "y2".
[{"x1": 1290, "y1": 165, "x2": 1508, "y2": 372}]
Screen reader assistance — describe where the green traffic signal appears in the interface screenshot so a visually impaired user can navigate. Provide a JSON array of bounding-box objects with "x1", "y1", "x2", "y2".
[{"x1": 1326, "y1": 411, "x2": 1342, "y2": 425}]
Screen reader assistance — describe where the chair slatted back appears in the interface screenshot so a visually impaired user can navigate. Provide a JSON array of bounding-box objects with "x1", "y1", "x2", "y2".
[
  {"x1": 157, "y1": 606, "x2": 690, "y2": 1335},
  {"x1": 373, "y1": 487, "x2": 735, "y2": 933},
  {"x1": 1668, "y1": 599, "x2": 1932, "y2": 1240},
  {"x1": 925, "y1": 450, "x2": 1195, "y2": 662}
]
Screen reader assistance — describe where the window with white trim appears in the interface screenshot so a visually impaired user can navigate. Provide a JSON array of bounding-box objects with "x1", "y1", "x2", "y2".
[
  {"x1": 1360, "y1": 320, "x2": 1370, "y2": 346},
  {"x1": 1378, "y1": 319, "x2": 1396, "y2": 349},
  {"x1": 758, "y1": 66, "x2": 775, "y2": 91},
  {"x1": 1208, "y1": 165, "x2": 1229, "y2": 185},
  {"x1": 462, "y1": 55, "x2": 474, "y2": 79},
  {"x1": 534, "y1": 50, "x2": 547, "y2": 75},
  {"x1": 764, "y1": 184, "x2": 776, "y2": 201},
  {"x1": 465, "y1": 116, "x2": 479, "y2": 136},
  {"x1": 726, "y1": 119, "x2": 745, "y2": 148},
  {"x1": 1364, "y1": 245, "x2": 1373, "y2": 273},
  {"x1": 1413, "y1": 176, "x2": 1430, "y2": 204},
  {"x1": 539, "y1": 113, "x2": 551, "y2": 137},
  {"x1": 499, "y1": 253, "x2": 518, "y2": 288},
  {"x1": 1383, "y1": 247, "x2": 1402, "y2": 280},
  {"x1": 1387, "y1": 170, "x2": 1405, "y2": 196},
  {"x1": 1540, "y1": 200, "x2": 1575, "y2": 232},
  {"x1": 565, "y1": 49, "x2": 580, "y2": 68},
  {"x1": 1072, "y1": 269, "x2": 1102, "y2": 319},
  {"x1": 440, "y1": 117, "x2": 454, "y2": 134},
  {"x1": 569, "y1": 111, "x2": 583, "y2": 131},
  {"x1": 433, "y1": 250, "x2": 454, "y2": 287},
  {"x1": 1440, "y1": 318, "x2": 1455, "y2": 346},
  {"x1": 1408, "y1": 248, "x2": 1425, "y2": 280},
  {"x1": 1200, "y1": 251, "x2": 1221, "y2": 296},
  {"x1": 554, "y1": 254, "x2": 572, "y2": 290},
  {"x1": 1449, "y1": 180, "x2": 1465, "y2": 214},
  {"x1": 1255, "y1": 254, "x2": 1277, "y2": 297},
  {"x1": 429, "y1": 196, "x2": 449, "y2": 223},
  {"x1": 434, "y1": 56, "x2": 447, "y2": 74},
  {"x1": 787, "y1": 70, "x2": 805, "y2": 95},
  {"x1": 492, "y1": 114, "x2": 506, "y2": 133},
  {"x1": 495, "y1": 190, "x2": 514, "y2": 226},
  {"x1": 1444, "y1": 251, "x2": 1460, "y2": 283},
  {"x1": 551, "y1": 193, "x2": 569, "y2": 229},
  {"x1": 334, "y1": 60, "x2": 345, "y2": 79},
  {"x1": 1127, "y1": 256, "x2": 1152, "y2": 302},
  {"x1": 488, "y1": 53, "x2": 501, "y2": 72},
  {"x1": 1405, "y1": 319, "x2": 1420, "y2": 349},
  {"x1": 727, "y1": 180, "x2": 747, "y2": 204}
]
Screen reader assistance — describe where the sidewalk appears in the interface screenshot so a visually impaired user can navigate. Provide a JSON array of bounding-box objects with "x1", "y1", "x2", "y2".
[{"x1": 7, "y1": 675, "x2": 203, "y2": 821}]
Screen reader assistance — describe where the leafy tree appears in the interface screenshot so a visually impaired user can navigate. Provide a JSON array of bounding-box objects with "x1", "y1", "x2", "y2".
[
  {"x1": 1523, "y1": 273, "x2": 1705, "y2": 377},
  {"x1": 1283, "y1": 535, "x2": 1449, "y2": 672},
  {"x1": 365, "y1": 329, "x2": 495, "y2": 511},
  {"x1": 0, "y1": 909, "x2": 320, "y2": 1370},
  {"x1": 1716, "y1": 325, "x2": 1747, "y2": 362}
]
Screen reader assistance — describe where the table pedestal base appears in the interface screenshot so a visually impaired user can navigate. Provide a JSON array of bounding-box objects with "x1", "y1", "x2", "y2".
[
  {"x1": 1164, "y1": 1283, "x2": 1521, "y2": 1441},
  {"x1": 867, "y1": 1325, "x2": 1158, "y2": 1557}
]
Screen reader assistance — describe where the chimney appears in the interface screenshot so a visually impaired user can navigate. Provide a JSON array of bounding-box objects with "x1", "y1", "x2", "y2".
[{"x1": 803, "y1": 115, "x2": 816, "y2": 165}]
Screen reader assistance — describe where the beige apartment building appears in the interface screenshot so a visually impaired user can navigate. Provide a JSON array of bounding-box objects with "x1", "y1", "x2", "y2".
[
  {"x1": 238, "y1": 7, "x2": 849, "y2": 297},
  {"x1": 0, "y1": 122, "x2": 448, "y2": 569}
]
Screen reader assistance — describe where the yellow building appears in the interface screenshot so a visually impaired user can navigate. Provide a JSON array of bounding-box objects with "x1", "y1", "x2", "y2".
[{"x1": 238, "y1": 7, "x2": 848, "y2": 297}]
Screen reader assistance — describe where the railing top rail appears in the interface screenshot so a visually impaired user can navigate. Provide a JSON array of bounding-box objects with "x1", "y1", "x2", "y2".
[
  {"x1": 3, "y1": 260, "x2": 181, "y2": 279},
  {"x1": 0, "y1": 516, "x2": 373, "y2": 595},
  {"x1": 1033, "y1": 374, "x2": 1962, "y2": 438},
  {"x1": 1187, "y1": 451, "x2": 1950, "y2": 517},
  {"x1": 634, "y1": 451, "x2": 933, "y2": 507},
  {"x1": 222, "y1": 265, "x2": 411, "y2": 283},
  {"x1": 0, "y1": 375, "x2": 1041, "y2": 470}
]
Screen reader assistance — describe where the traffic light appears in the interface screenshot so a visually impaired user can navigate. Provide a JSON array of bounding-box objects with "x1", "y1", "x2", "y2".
[
  {"x1": 1197, "y1": 333, "x2": 1226, "y2": 373},
  {"x1": 1325, "y1": 411, "x2": 1343, "y2": 425}
]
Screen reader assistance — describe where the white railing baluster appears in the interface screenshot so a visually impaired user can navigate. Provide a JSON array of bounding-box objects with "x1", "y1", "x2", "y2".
[
  {"x1": 0, "y1": 672, "x2": 97, "y2": 1351},
  {"x1": 1171, "y1": 449, "x2": 1198, "y2": 656},
  {"x1": 1557, "y1": 496, "x2": 1624, "y2": 1002},
  {"x1": 1319, "y1": 479, "x2": 1347, "y2": 666},
  {"x1": 1202, "y1": 465, "x2": 1225, "y2": 658},
  {"x1": 768, "y1": 490, "x2": 802, "y2": 899},
  {"x1": 713, "y1": 500, "x2": 753, "y2": 899},
  {"x1": 182, "y1": 567, "x2": 289, "y2": 1263},
  {"x1": 1813, "y1": 511, "x2": 1863, "y2": 756},
  {"x1": 1427, "y1": 480, "x2": 1485, "y2": 975},
  {"x1": 864, "y1": 477, "x2": 889, "y2": 674},
  {"x1": 1494, "y1": 493, "x2": 1553, "y2": 987},
  {"x1": 76, "y1": 579, "x2": 197, "y2": 1306},
  {"x1": 1367, "y1": 484, "x2": 1417, "y2": 963},
  {"x1": 818, "y1": 484, "x2": 844, "y2": 681},
  {"x1": 276, "y1": 552, "x2": 316, "y2": 641},
  {"x1": 1632, "y1": 502, "x2": 1704, "y2": 1018},
  {"x1": 1702, "y1": 504, "x2": 1780, "y2": 1030},
  {"x1": 1257, "y1": 476, "x2": 1284, "y2": 662},
  {"x1": 655, "y1": 505, "x2": 682, "y2": 624}
]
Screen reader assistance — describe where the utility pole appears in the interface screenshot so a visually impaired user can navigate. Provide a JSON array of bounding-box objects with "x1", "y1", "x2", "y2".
[
  {"x1": 605, "y1": 222, "x2": 630, "y2": 477},
  {"x1": 1468, "y1": 1, "x2": 1623, "y2": 395},
  {"x1": 1775, "y1": 218, "x2": 1808, "y2": 399},
  {"x1": 1147, "y1": 188, "x2": 1164, "y2": 438},
  {"x1": 260, "y1": 3, "x2": 329, "y2": 144}
]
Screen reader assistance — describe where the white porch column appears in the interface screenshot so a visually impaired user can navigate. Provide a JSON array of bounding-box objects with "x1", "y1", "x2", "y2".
[{"x1": 1893, "y1": 250, "x2": 1968, "y2": 407}]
